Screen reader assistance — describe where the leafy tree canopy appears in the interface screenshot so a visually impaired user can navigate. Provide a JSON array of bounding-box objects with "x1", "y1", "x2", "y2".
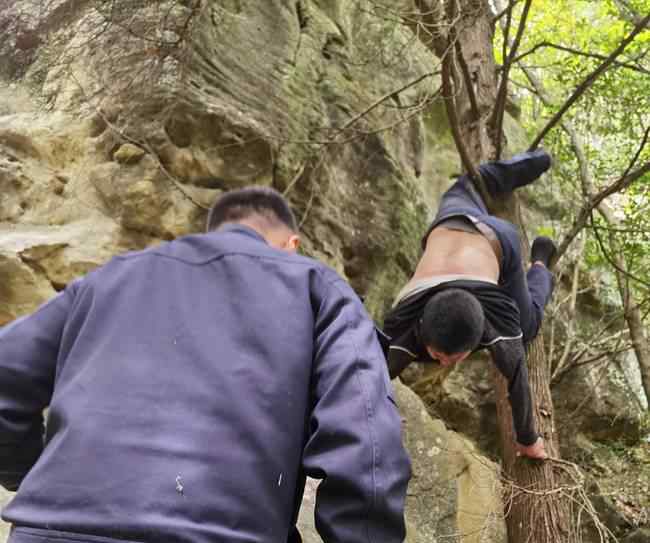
[{"x1": 498, "y1": 0, "x2": 650, "y2": 307}]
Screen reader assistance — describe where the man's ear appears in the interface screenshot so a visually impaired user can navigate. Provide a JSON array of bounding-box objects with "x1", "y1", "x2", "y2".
[{"x1": 286, "y1": 234, "x2": 300, "y2": 252}]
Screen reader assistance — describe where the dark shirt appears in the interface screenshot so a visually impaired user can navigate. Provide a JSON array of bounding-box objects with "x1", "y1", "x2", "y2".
[
  {"x1": 383, "y1": 280, "x2": 537, "y2": 446},
  {"x1": 423, "y1": 210, "x2": 553, "y2": 345},
  {"x1": 0, "y1": 225, "x2": 411, "y2": 543}
]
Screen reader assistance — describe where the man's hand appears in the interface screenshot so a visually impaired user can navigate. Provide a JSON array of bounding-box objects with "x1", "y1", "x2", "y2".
[{"x1": 516, "y1": 437, "x2": 548, "y2": 460}]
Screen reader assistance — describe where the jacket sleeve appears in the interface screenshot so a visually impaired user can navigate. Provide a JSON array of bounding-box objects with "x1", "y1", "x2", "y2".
[
  {"x1": 0, "y1": 284, "x2": 76, "y2": 490},
  {"x1": 386, "y1": 328, "x2": 420, "y2": 380},
  {"x1": 302, "y1": 273, "x2": 411, "y2": 543},
  {"x1": 488, "y1": 339, "x2": 538, "y2": 446}
]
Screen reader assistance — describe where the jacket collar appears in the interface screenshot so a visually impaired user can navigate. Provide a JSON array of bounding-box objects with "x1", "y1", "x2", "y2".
[{"x1": 213, "y1": 223, "x2": 268, "y2": 245}]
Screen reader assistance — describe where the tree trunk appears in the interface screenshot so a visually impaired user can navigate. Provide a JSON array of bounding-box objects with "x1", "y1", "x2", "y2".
[
  {"x1": 493, "y1": 340, "x2": 575, "y2": 542},
  {"x1": 411, "y1": 1, "x2": 575, "y2": 541},
  {"x1": 628, "y1": 305, "x2": 650, "y2": 407},
  {"x1": 446, "y1": 5, "x2": 574, "y2": 542},
  {"x1": 628, "y1": 306, "x2": 650, "y2": 408},
  {"x1": 598, "y1": 203, "x2": 650, "y2": 407}
]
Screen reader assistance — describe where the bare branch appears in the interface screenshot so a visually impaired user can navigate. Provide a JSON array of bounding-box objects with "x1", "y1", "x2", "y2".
[
  {"x1": 511, "y1": 41, "x2": 650, "y2": 75},
  {"x1": 500, "y1": 0, "x2": 513, "y2": 97},
  {"x1": 612, "y1": 0, "x2": 648, "y2": 25},
  {"x1": 439, "y1": 8, "x2": 481, "y2": 182},
  {"x1": 404, "y1": 0, "x2": 447, "y2": 57},
  {"x1": 555, "y1": 160, "x2": 650, "y2": 262},
  {"x1": 336, "y1": 70, "x2": 438, "y2": 133},
  {"x1": 454, "y1": 41, "x2": 479, "y2": 120},
  {"x1": 492, "y1": 0, "x2": 520, "y2": 24},
  {"x1": 550, "y1": 234, "x2": 584, "y2": 381},
  {"x1": 492, "y1": 0, "x2": 533, "y2": 158},
  {"x1": 590, "y1": 212, "x2": 650, "y2": 288},
  {"x1": 620, "y1": 124, "x2": 650, "y2": 180},
  {"x1": 529, "y1": 12, "x2": 650, "y2": 150}
]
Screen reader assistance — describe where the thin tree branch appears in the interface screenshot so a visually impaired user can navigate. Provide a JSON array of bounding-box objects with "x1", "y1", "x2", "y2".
[
  {"x1": 591, "y1": 224, "x2": 650, "y2": 236},
  {"x1": 555, "y1": 160, "x2": 650, "y2": 263},
  {"x1": 511, "y1": 41, "x2": 650, "y2": 75},
  {"x1": 439, "y1": 2, "x2": 481, "y2": 182},
  {"x1": 408, "y1": 0, "x2": 448, "y2": 57},
  {"x1": 529, "y1": 12, "x2": 650, "y2": 150},
  {"x1": 336, "y1": 71, "x2": 438, "y2": 133},
  {"x1": 551, "y1": 234, "x2": 584, "y2": 381},
  {"x1": 620, "y1": 124, "x2": 650, "y2": 180},
  {"x1": 590, "y1": 212, "x2": 650, "y2": 287},
  {"x1": 573, "y1": 341, "x2": 632, "y2": 368},
  {"x1": 493, "y1": 0, "x2": 520, "y2": 24},
  {"x1": 612, "y1": 0, "x2": 647, "y2": 25},
  {"x1": 501, "y1": 0, "x2": 513, "y2": 94},
  {"x1": 442, "y1": 52, "x2": 479, "y2": 180},
  {"x1": 454, "y1": 40, "x2": 479, "y2": 120},
  {"x1": 492, "y1": 0, "x2": 533, "y2": 158}
]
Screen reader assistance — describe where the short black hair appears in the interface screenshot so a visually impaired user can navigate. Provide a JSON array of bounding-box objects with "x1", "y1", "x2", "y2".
[
  {"x1": 206, "y1": 186, "x2": 297, "y2": 232},
  {"x1": 420, "y1": 289, "x2": 485, "y2": 354}
]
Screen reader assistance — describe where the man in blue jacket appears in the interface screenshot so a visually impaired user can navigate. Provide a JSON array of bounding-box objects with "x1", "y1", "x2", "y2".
[{"x1": 0, "y1": 187, "x2": 411, "y2": 543}]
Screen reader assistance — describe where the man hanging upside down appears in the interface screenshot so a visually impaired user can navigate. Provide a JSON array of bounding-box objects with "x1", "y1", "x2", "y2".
[{"x1": 382, "y1": 149, "x2": 557, "y2": 460}]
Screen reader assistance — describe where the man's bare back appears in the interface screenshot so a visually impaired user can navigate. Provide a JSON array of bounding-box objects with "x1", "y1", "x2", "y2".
[{"x1": 408, "y1": 226, "x2": 500, "y2": 286}]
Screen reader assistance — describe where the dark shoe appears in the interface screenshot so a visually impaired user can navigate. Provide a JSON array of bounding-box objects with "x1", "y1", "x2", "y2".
[
  {"x1": 478, "y1": 149, "x2": 551, "y2": 196},
  {"x1": 531, "y1": 236, "x2": 557, "y2": 267}
]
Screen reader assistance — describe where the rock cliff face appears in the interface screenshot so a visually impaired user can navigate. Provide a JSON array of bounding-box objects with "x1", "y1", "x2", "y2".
[
  {"x1": 0, "y1": 0, "x2": 450, "y2": 322},
  {"x1": 0, "y1": 1, "x2": 646, "y2": 542}
]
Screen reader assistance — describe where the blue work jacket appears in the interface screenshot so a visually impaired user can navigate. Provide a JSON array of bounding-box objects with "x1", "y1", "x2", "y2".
[{"x1": 0, "y1": 225, "x2": 411, "y2": 543}]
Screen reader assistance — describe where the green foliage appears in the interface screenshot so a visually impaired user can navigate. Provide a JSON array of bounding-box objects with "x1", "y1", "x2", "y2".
[
  {"x1": 499, "y1": 0, "x2": 650, "y2": 311},
  {"x1": 536, "y1": 225, "x2": 556, "y2": 239}
]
